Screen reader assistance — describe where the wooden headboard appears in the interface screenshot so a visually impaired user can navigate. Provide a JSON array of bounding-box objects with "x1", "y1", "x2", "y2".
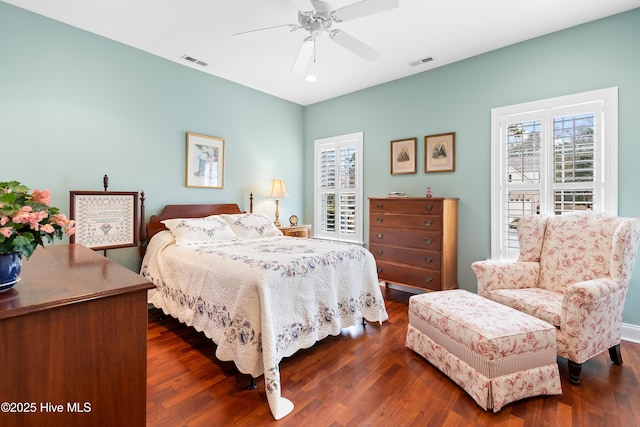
[{"x1": 138, "y1": 193, "x2": 253, "y2": 258}]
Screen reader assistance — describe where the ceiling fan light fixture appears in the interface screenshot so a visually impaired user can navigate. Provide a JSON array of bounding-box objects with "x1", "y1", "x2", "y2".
[{"x1": 235, "y1": 0, "x2": 399, "y2": 73}]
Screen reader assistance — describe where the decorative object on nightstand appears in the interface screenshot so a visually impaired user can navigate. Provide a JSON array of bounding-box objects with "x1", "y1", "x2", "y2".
[
  {"x1": 426, "y1": 187, "x2": 432, "y2": 198},
  {"x1": 266, "y1": 179, "x2": 289, "y2": 227},
  {"x1": 289, "y1": 214, "x2": 299, "y2": 226}
]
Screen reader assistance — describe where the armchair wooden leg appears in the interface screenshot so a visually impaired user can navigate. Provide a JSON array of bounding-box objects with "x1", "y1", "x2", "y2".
[
  {"x1": 568, "y1": 360, "x2": 582, "y2": 385},
  {"x1": 609, "y1": 344, "x2": 623, "y2": 365},
  {"x1": 247, "y1": 376, "x2": 257, "y2": 390}
]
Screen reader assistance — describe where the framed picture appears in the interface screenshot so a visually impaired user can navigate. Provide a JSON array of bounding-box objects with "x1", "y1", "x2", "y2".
[
  {"x1": 390, "y1": 138, "x2": 417, "y2": 175},
  {"x1": 69, "y1": 191, "x2": 138, "y2": 250},
  {"x1": 186, "y1": 132, "x2": 225, "y2": 188},
  {"x1": 425, "y1": 132, "x2": 455, "y2": 173}
]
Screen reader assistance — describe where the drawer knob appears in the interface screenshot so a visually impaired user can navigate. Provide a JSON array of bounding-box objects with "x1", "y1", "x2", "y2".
[
  {"x1": 376, "y1": 233, "x2": 384, "y2": 239},
  {"x1": 424, "y1": 257, "x2": 434, "y2": 263},
  {"x1": 376, "y1": 250, "x2": 384, "y2": 255},
  {"x1": 423, "y1": 238, "x2": 433, "y2": 244},
  {"x1": 376, "y1": 203, "x2": 384, "y2": 209},
  {"x1": 376, "y1": 217, "x2": 384, "y2": 223},
  {"x1": 424, "y1": 220, "x2": 434, "y2": 227},
  {"x1": 424, "y1": 205, "x2": 434, "y2": 211},
  {"x1": 424, "y1": 277, "x2": 433, "y2": 283}
]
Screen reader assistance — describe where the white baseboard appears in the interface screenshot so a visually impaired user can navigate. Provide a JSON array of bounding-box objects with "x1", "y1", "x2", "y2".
[{"x1": 622, "y1": 323, "x2": 640, "y2": 344}]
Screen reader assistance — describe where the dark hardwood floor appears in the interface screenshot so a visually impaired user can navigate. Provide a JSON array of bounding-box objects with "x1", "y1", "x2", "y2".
[{"x1": 146, "y1": 286, "x2": 640, "y2": 426}]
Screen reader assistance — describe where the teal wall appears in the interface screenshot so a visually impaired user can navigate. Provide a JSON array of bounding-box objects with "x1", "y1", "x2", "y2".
[
  {"x1": 0, "y1": 2, "x2": 304, "y2": 271},
  {"x1": 2, "y1": 2, "x2": 640, "y2": 324},
  {"x1": 303, "y1": 9, "x2": 640, "y2": 324}
]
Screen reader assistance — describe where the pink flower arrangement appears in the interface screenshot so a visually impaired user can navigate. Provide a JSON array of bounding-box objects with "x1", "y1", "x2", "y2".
[{"x1": 0, "y1": 181, "x2": 75, "y2": 258}]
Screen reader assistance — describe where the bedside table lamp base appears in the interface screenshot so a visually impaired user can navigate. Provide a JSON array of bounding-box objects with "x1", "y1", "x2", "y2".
[{"x1": 273, "y1": 199, "x2": 281, "y2": 227}]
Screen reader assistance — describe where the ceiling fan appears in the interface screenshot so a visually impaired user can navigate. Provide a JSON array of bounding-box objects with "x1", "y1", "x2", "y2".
[{"x1": 233, "y1": 0, "x2": 400, "y2": 74}]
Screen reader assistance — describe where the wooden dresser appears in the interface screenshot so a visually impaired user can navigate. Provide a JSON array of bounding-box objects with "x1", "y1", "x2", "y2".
[
  {"x1": 369, "y1": 197, "x2": 458, "y2": 291},
  {"x1": 0, "y1": 244, "x2": 154, "y2": 427}
]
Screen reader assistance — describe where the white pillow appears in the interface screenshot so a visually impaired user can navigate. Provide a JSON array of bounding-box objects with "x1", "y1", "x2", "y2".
[
  {"x1": 220, "y1": 213, "x2": 283, "y2": 239},
  {"x1": 161, "y1": 215, "x2": 237, "y2": 245}
]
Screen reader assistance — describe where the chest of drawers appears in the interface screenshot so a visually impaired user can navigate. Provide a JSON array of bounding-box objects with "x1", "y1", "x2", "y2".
[{"x1": 369, "y1": 197, "x2": 458, "y2": 291}]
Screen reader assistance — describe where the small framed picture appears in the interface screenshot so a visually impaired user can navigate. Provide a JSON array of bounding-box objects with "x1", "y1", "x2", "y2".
[
  {"x1": 186, "y1": 132, "x2": 225, "y2": 188},
  {"x1": 425, "y1": 132, "x2": 455, "y2": 173},
  {"x1": 390, "y1": 138, "x2": 417, "y2": 175},
  {"x1": 69, "y1": 191, "x2": 138, "y2": 250}
]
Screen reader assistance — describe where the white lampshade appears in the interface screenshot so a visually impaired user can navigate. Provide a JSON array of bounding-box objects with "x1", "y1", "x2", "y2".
[{"x1": 266, "y1": 179, "x2": 289, "y2": 199}]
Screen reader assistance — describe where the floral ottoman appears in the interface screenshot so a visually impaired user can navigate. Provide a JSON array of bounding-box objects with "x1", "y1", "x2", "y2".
[{"x1": 406, "y1": 289, "x2": 561, "y2": 411}]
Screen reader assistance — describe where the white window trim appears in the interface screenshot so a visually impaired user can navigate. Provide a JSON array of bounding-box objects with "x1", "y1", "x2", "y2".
[
  {"x1": 490, "y1": 87, "x2": 618, "y2": 259},
  {"x1": 313, "y1": 131, "x2": 364, "y2": 244}
]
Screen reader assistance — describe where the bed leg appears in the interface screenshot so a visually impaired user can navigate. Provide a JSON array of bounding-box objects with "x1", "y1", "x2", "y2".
[
  {"x1": 247, "y1": 376, "x2": 257, "y2": 390},
  {"x1": 362, "y1": 318, "x2": 366, "y2": 326}
]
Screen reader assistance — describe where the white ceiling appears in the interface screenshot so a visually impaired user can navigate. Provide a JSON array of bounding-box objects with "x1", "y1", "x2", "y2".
[{"x1": 5, "y1": 0, "x2": 640, "y2": 106}]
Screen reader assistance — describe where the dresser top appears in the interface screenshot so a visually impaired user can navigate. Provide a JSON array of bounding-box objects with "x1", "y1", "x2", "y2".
[{"x1": 0, "y1": 244, "x2": 154, "y2": 320}]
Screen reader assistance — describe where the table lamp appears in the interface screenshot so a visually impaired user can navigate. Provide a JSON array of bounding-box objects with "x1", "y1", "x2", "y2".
[{"x1": 266, "y1": 179, "x2": 289, "y2": 227}]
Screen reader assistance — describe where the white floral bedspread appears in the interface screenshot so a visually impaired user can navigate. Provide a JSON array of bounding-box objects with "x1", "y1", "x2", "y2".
[{"x1": 141, "y1": 231, "x2": 388, "y2": 420}]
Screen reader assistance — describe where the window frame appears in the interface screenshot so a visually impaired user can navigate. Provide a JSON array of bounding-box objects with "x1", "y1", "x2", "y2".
[
  {"x1": 490, "y1": 87, "x2": 618, "y2": 259},
  {"x1": 313, "y1": 131, "x2": 364, "y2": 244}
]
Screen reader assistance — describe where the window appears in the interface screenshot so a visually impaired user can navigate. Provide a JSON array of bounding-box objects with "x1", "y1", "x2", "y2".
[
  {"x1": 314, "y1": 132, "x2": 363, "y2": 243},
  {"x1": 491, "y1": 88, "x2": 618, "y2": 259}
]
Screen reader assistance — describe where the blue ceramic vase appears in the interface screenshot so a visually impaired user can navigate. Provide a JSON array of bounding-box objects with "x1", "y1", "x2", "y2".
[{"x1": 0, "y1": 252, "x2": 22, "y2": 292}]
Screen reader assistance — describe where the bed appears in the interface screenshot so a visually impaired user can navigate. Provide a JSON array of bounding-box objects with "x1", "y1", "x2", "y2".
[{"x1": 138, "y1": 196, "x2": 389, "y2": 420}]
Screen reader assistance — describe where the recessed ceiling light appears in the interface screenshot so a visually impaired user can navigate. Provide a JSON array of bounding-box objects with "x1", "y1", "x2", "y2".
[{"x1": 305, "y1": 75, "x2": 317, "y2": 82}]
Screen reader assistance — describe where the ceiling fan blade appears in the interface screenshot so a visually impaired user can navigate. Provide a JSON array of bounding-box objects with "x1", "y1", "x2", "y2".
[
  {"x1": 292, "y1": 37, "x2": 315, "y2": 73},
  {"x1": 329, "y1": 30, "x2": 378, "y2": 62},
  {"x1": 332, "y1": 0, "x2": 399, "y2": 22},
  {"x1": 233, "y1": 23, "x2": 298, "y2": 37},
  {"x1": 310, "y1": 0, "x2": 332, "y2": 14}
]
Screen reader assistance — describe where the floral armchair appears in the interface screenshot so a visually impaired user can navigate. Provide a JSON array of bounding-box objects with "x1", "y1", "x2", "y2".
[{"x1": 471, "y1": 212, "x2": 640, "y2": 384}]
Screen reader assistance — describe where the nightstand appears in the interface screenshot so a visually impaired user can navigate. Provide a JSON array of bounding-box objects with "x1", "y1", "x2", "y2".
[{"x1": 279, "y1": 224, "x2": 312, "y2": 238}]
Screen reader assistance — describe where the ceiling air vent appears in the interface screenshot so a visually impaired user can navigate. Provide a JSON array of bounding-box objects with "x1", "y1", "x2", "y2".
[
  {"x1": 181, "y1": 54, "x2": 208, "y2": 67},
  {"x1": 409, "y1": 56, "x2": 435, "y2": 67}
]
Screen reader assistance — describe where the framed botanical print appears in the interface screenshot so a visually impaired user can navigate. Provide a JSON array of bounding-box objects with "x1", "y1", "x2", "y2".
[
  {"x1": 425, "y1": 132, "x2": 455, "y2": 173},
  {"x1": 390, "y1": 138, "x2": 417, "y2": 175},
  {"x1": 186, "y1": 132, "x2": 225, "y2": 188}
]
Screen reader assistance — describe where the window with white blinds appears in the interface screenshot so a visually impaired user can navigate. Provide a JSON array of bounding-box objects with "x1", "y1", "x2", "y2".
[
  {"x1": 314, "y1": 132, "x2": 363, "y2": 243},
  {"x1": 490, "y1": 88, "x2": 618, "y2": 259}
]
